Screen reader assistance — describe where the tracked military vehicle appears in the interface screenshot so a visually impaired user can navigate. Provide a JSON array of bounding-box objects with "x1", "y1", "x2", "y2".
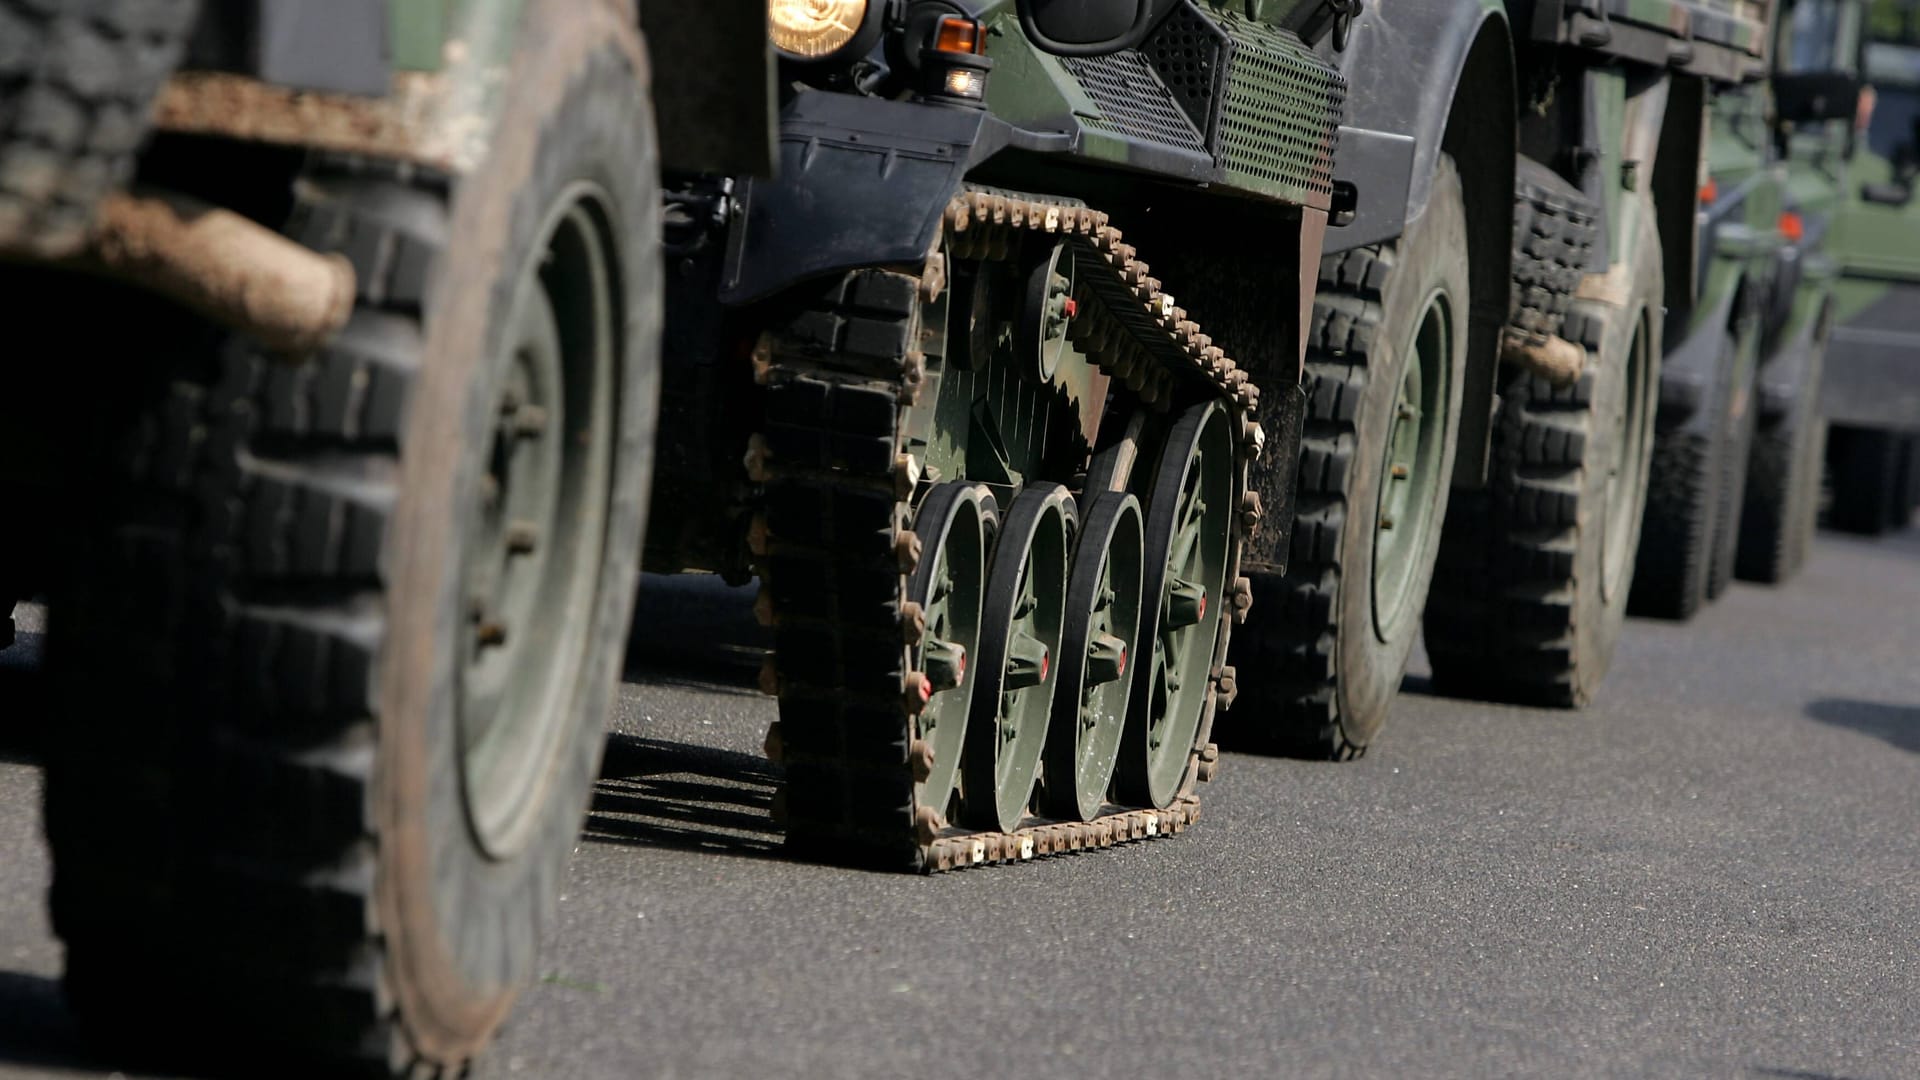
[
  {"x1": 1820, "y1": 0, "x2": 1920, "y2": 534},
  {"x1": 651, "y1": 0, "x2": 1350, "y2": 868},
  {"x1": 0, "y1": 0, "x2": 771, "y2": 1074},
  {"x1": 1223, "y1": 0, "x2": 1776, "y2": 756}
]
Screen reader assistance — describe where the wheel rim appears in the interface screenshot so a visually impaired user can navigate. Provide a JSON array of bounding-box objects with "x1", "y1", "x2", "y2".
[
  {"x1": 962, "y1": 484, "x2": 1073, "y2": 832},
  {"x1": 908, "y1": 482, "x2": 994, "y2": 822},
  {"x1": 457, "y1": 185, "x2": 619, "y2": 859},
  {"x1": 1041, "y1": 490, "x2": 1144, "y2": 822},
  {"x1": 1602, "y1": 309, "x2": 1654, "y2": 600},
  {"x1": 1124, "y1": 401, "x2": 1233, "y2": 808},
  {"x1": 1371, "y1": 288, "x2": 1453, "y2": 640}
]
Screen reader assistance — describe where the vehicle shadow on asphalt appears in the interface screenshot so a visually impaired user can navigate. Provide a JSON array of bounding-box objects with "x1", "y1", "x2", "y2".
[
  {"x1": 583, "y1": 732, "x2": 783, "y2": 859},
  {"x1": 0, "y1": 969, "x2": 120, "y2": 1077},
  {"x1": 620, "y1": 574, "x2": 768, "y2": 697},
  {"x1": 1803, "y1": 697, "x2": 1920, "y2": 755}
]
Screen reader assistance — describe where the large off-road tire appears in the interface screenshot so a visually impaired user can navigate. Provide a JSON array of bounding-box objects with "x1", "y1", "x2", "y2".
[
  {"x1": 1737, "y1": 329, "x2": 1827, "y2": 583},
  {"x1": 41, "y1": 4, "x2": 660, "y2": 1075},
  {"x1": 0, "y1": 0, "x2": 201, "y2": 257},
  {"x1": 1705, "y1": 353, "x2": 1760, "y2": 600},
  {"x1": 1225, "y1": 159, "x2": 1468, "y2": 759},
  {"x1": 1425, "y1": 206, "x2": 1663, "y2": 707},
  {"x1": 1628, "y1": 332, "x2": 1737, "y2": 621},
  {"x1": 1826, "y1": 425, "x2": 1918, "y2": 535}
]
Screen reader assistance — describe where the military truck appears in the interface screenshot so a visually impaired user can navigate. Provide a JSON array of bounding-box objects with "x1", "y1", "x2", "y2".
[
  {"x1": 0, "y1": 0, "x2": 772, "y2": 1074},
  {"x1": 1223, "y1": 0, "x2": 1775, "y2": 756},
  {"x1": 1820, "y1": 0, "x2": 1920, "y2": 534},
  {"x1": 1629, "y1": 25, "x2": 1816, "y2": 618},
  {"x1": 651, "y1": 0, "x2": 1352, "y2": 868},
  {"x1": 1732, "y1": 0, "x2": 1865, "y2": 581}
]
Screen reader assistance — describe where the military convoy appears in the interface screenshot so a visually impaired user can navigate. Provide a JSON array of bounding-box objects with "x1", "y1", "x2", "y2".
[
  {"x1": 1821, "y1": 0, "x2": 1920, "y2": 534},
  {"x1": 0, "y1": 0, "x2": 1910, "y2": 1076}
]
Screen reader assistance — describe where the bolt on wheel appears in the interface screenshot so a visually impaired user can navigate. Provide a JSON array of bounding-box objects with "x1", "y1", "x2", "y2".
[
  {"x1": 457, "y1": 189, "x2": 618, "y2": 859},
  {"x1": 906, "y1": 481, "x2": 995, "y2": 823},
  {"x1": 1119, "y1": 400, "x2": 1233, "y2": 809},
  {"x1": 961, "y1": 483, "x2": 1074, "y2": 832},
  {"x1": 1040, "y1": 489, "x2": 1145, "y2": 821}
]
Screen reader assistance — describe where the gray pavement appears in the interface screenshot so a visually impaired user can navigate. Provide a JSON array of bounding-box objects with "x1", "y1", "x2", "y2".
[{"x1": 2, "y1": 528, "x2": 1918, "y2": 1080}]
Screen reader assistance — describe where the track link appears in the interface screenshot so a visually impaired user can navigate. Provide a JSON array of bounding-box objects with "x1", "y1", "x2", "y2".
[{"x1": 751, "y1": 189, "x2": 1267, "y2": 872}]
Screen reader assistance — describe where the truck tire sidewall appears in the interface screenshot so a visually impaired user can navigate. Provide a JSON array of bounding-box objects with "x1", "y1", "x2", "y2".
[
  {"x1": 376, "y1": 3, "x2": 661, "y2": 1063},
  {"x1": 1336, "y1": 165, "x2": 1469, "y2": 742},
  {"x1": 1573, "y1": 208, "x2": 1663, "y2": 702}
]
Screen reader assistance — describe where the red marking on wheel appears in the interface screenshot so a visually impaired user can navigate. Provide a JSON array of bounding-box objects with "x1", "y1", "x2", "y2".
[
  {"x1": 1063, "y1": 298, "x2": 1079, "y2": 319},
  {"x1": 1117, "y1": 646, "x2": 1127, "y2": 675},
  {"x1": 918, "y1": 677, "x2": 933, "y2": 704},
  {"x1": 1197, "y1": 593, "x2": 1206, "y2": 620},
  {"x1": 1040, "y1": 649, "x2": 1050, "y2": 682}
]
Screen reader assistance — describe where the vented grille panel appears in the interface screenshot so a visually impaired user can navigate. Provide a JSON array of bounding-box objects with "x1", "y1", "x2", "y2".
[
  {"x1": 1062, "y1": 51, "x2": 1207, "y2": 156},
  {"x1": 1140, "y1": 2, "x2": 1231, "y2": 145},
  {"x1": 1213, "y1": 13, "x2": 1344, "y2": 200}
]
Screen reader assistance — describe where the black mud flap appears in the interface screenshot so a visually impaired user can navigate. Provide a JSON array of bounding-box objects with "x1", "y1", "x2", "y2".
[
  {"x1": 720, "y1": 93, "x2": 987, "y2": 306},
  {"x1": 1241, "y1": 379, "x2": 1307, "y2": 576}
]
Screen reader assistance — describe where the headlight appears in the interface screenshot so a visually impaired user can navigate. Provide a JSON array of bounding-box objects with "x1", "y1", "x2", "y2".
[{"x1": 770, "y1": 0, "x2": 871, "y2": 60}]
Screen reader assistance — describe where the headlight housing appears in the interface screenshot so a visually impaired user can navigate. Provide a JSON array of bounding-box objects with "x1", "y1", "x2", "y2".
[{"x1": 770, "y1": 0, "x2": 877, "y2": 62}]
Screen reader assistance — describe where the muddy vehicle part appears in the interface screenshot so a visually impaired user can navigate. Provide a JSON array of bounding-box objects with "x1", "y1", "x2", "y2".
[
  {"x1": 1504, "y1": 157, "x2": 1602, "y2": 381},
  {"x1": 1225, "y1": 159, "x2": 1469, "y2": 760},
  {"x1": 1826, "y1": 425, "x2": 1920, "y2": 533},
  {"x1": 1427, "y1": 206, "x2": 1664, "y2": 707},
  {"x1": 40, "y1": 4, "x2": 662, "y2": 1074},
  {"x1": 757, "y1": 190, "x2": 1288, "y2": 870},
  {"x1": 1738, "y1": 299, "x2": 1830, "y2": 581},
  {"x1": 658, "y1": 0, "x2": 1346, "y2": 868},
  {"x1": 0, "y1": 0, "x2": 203, "y2": 258}
]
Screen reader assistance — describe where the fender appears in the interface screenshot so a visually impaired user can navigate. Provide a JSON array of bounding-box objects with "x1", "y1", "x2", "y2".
[
  {"x1": 1326, "y1": 0, "x2": 1508, "y2": 255},
  {"x1": 718, "y1": 93, "x2": 1072, "y2": 306}
]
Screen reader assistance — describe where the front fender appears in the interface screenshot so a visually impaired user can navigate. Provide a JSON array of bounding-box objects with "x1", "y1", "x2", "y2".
[
  {"x1": 1328, "y1": 0, "x2": 1507, "y2": 254},
  {"x1": 720, "y1": 94, "x2": 993, "y2": 306}
]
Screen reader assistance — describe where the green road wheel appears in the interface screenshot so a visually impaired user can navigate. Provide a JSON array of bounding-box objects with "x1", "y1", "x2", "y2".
[
  {"x1": 1120, "y1": 401, "x2": 1233, "y2": 808},
  {"x1": 962, "y1": 483, "x2": 1074, "y2": 832},
  {"x1": 1371, "y1": 288, "x2": 1454, "y2": 639},
  {"x1": 907, "y1": 481, "x2": 995, "y2": 822},
  {"x1": 459, "y1": 191, "x2": 619, "y2": 858},
  {"x1": 1040, "y1": 490, "x2": 1145, "y2": 822}
]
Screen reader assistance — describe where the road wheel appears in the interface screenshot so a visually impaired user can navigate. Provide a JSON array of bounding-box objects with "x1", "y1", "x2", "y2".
[
  {"x1": 1426, "y1": 205, "x2": 1663, "y2": 707},
  {"x1": 0, "y1": 0, "x2": 202, "y2": 257},
  {"x1": 1223, "y1": 157, "x2": 1468, "y2": 759},
  {"x1": 42, "y1": 4, "x2": 661, "y2": 1074},
  {"x1": 1737, "y1": 326, "x2": 1828, "y2": 582},
  {"x1": 1827, "y1": 425, "x2": 1917, "y2": 535}
]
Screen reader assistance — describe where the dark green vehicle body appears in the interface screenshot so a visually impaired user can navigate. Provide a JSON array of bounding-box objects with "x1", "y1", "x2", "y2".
[
  {"x1": 1817, "y1": 0, "x2": 1920, "y2": 530},
  {"x1": 1221, "y1": 0, "x2": 1775, "y2": 756}
]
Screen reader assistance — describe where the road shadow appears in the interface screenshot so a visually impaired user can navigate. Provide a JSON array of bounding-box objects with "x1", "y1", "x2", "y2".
[
  {"x1": 1804, "y1": 698, "x2": 1920, "y2": 755},
  {"x1": 0, "y1": 969, "x2": 110, "y2": 1076},
  {"x1": 583, "y1": 731, "x2": 783, "y2": 859},
  {"x1": 1751, "y1": 1068, "x2": 1871, "y2": 1080},
  {"x1": 0, "y1": 663, "x2": 47, "y2": 766},
  {"x1": 621, "y1": 574, "x2": 767, "y2": 696}
]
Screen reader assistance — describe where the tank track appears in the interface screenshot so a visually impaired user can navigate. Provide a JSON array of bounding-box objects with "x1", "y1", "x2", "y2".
[{"x1": 749, "y1": 188, "x2": 1267, "y2": 872}]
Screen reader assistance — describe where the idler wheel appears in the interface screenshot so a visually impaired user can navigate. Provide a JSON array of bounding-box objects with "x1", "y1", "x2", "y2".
[
  {"x1": 1119, "y1": 400, "x2": 1234, "y2": 808},
  {"x1": 1039, "y1": 489, "x2": 1145, "y2": 822},
  {"x1": 907, "y1": 481, "x2": 996, "y2": 822},
  {"x1": 961, "y1": 483, "x2": 1075, "y2": 832}
]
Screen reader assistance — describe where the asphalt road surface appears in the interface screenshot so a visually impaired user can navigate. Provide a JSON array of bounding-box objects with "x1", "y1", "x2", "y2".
[{"x1": 2, "y1": 527, "x2": 1918, "y2": 1080}]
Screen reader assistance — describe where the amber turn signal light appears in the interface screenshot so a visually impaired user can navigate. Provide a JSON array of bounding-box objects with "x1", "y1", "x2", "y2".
[{"x1": 933, "y1": 15, "x2": 987, "y2": 55}]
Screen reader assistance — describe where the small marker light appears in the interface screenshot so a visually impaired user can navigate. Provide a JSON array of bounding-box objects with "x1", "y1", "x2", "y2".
[
  {"x1": 1779, "y1": 210, "x2": 1805, "y2": 243},
  {"x1": 1699, "y1": 179, "x2": 1718, "y2": 205},
  {"x1": 933, "y1": 15, "x2": 987, "y2": 55}
]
